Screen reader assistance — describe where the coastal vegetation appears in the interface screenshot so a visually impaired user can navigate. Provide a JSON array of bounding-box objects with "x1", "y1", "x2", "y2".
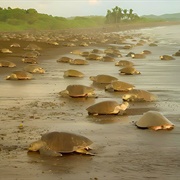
[
  {"x1": 0, "y1": 6, "x2": 179, "y2": 31},
  {"x1": 105, "y1": 6, "x2": 140, "y2": 23}
]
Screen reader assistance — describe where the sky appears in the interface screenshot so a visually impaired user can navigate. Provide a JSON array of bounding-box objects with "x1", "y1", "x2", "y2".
[{"x1": 0, "y1": 0, "x2": 180, "y2": 17}]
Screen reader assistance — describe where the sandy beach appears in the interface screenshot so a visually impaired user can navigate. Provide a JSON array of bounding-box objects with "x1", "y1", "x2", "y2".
[{"x1": 0, "y1": 22, "x2": 180, "y2": 180}]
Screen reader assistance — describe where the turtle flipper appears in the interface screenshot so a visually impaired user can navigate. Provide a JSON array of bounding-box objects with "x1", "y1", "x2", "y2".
[
  {"x1": 75, "y1": 148, "x2": 95, "y2": 156},
  {"x1": 39, "y1": 146, "x2": 62, "y2": 157}
]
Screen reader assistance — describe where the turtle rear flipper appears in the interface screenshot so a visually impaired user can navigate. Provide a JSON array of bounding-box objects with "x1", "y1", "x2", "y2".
[{"x1": 39, "y1": 146, "x2": 62, "y2": 157}]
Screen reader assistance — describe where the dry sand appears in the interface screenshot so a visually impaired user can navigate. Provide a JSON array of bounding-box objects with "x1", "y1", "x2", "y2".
[{"x1": 0, "y1": 22, "x2": 180, "y2": 180}]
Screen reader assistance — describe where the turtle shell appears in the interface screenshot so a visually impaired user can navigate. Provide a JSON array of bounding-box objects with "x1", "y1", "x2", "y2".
[
  {"x1": 115, "y1": 60, "x2": 134, "y2": 66},
  {"x1": 120, "y1": 67, "x2": 140, "y2": 75},
  {"x1": 90, "y1": 74, "x2": 118, "y2": 84},
  {"x1": 102, "y1": 56, "x2": 115, "y2": 62},
  {"x1": 86, "y1": 54, "x2": 102, "y2": 60},
  {"x1": 69, "y1": 59, "x2": 89, "y2": 65},
  {"x1": 57, "y1": 57, "x2": 73, "y2": 63},
  {"x1": 91, "y1": 49, "x2": 103, "y2": 54},
  {"x1": 131, "y1": 53, "x2": 146, "y2": 59},
  {"x1": 105, "y1": 80, "x2": 135, "y2": 91},
  {"x1": 41, "y1": 132, "x2": 93, "y2": 153},
  {"x1": 86, "y1": 100, "x2": 121, "y2": 115},
  {"x1": 70, "y1": 50, "x2": 82, "y2": 55},
  {"x1": 22, "y1": 52, "x2": 39, "y2": 58},
  {"x1": 23, "y1": 64, "x2": 45, "y2": 74},
  {"x1": 24, "y1": 44, "x2": 42, "y2": 51},
  {"x1": 6, "y1": 71, "x2": 33, "y2": 80},
  {"x1": 64, "y1": 69, "x2": 84, "y2": 77},
  {"x1": 122, "y1": 89, "x2": 157, "y2": 102},
  {"x1": 66, "y1": 85, "x2": 94, "y2": 97},
  {"x1": 22, "y1": 58, "x2": 38, "y2": 64},
  {"x1": 173, "y1": 50, "x2": 180, "y2": 56},
  {"x1": 160, "y1": 55, "x2": 175, "y2": 60},
  {"x1": 0, "y1": 60, "x2": 16, "y2": 67},
  {"x1": 135, "y1": 111, "x2": 174, "y2": 129}
]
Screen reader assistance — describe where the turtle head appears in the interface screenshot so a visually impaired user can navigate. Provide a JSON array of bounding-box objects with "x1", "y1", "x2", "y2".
[
  {"x1": 135, "y1": 70, "x2": 141, "y2": 74},
  {"x1": 119, "y1": 101, "x2": 129, "y2": 111},
  {"x1": 59, "y1": 89, "x2": 69, "y2": 97},
  {"x1": 122, "y1": 94, "x2": 137, "y2": 101},
  {"x1": 28, "y1": 140, "x2": 45, "y2": 152},
  {"x1": 6, "y1": 74, "x2": 17, "y2": 80},
  {"x1": 38, "y1": 68, "x2": 45, "y2": 74},
  {"x1": 105, "y1": 84, "x2": 113, "y2": 91},
  {"x1": 89, "y1": 76, "x2": 95, "y2": 81}
]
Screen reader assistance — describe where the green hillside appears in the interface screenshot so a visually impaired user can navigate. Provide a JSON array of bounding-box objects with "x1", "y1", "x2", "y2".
[{"x1": 142, "y1": 13, "x2": 180, "y2": 21}]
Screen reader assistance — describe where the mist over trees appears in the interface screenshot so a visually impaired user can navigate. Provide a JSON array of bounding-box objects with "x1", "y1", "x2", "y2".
[{"x1": 105, "y1": 6, "x2": 140, "y2": 23}]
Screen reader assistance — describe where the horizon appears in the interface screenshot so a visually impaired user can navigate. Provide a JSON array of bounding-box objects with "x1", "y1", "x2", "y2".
[{"x1": 0, "y1": 0, "x2": 180, "y2": 18}]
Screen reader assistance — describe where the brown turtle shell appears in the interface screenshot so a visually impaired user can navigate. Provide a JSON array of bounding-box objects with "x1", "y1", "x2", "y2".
[{"x1": 135, "y1": 111, "x2": 174, "y2": 129}]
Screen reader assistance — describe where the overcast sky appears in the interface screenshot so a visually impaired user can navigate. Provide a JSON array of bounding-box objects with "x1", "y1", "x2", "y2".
[{"x1": 1, "y1": 0, "x2": 180, "y2": 17}]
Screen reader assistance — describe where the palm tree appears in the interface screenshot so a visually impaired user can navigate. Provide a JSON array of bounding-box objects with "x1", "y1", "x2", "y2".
[
  {"x1": 123, "y1": 9, "x2": 128, "y2": 20},
  {"x1": 128, "y1": 9, "x2": 133, "y2": 20},
  {"x1": 112, "y1": 6, "x2": 119, "y2": 23},
  {"x1": 105, "y1": 9, "x2": 112, "y2": 23},
  {"x1": 105, "y1": 6, "x2": 140, "y2": 23}
]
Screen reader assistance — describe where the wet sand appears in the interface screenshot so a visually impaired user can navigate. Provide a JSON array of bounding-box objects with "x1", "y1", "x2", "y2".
[{"x1": 0, "y1": 22, "x2": 180, "y2": 180}]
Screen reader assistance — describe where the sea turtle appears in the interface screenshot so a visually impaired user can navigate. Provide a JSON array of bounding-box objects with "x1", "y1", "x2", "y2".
[
  {"x1": 122, "y1": 89, "x2": 157, "y2": 102},
  {"x1": 91, "y1": 49, "x2": 103, "y2": 54},
  {"x1": 104, "y1": 48, "x2": 122, "y2": 57},
  {"x1": 105, "y1": 80, "x2": 135, "y2": 92},
  {"x1": 115, "y1": 60, "x2": 134, "y2": 67},
  {"x1": 135, "y1": 111, "x2": 174, "y2": 130},
  {"x1": 125, "y1": 52, "x2": 135, "y2": 57},
  {"x1": 10, "y1": 43, "x2": 20, "y2": 48},
  {"x1": 23, "y1": 64, "x2": 45, "y2": 74},
  {"x1": 0, "y1": 60, "x2": 16, "y2": 67},
  {"x1": 47, "y1": 41, "x2": 59, "y2": 46},
  {"x1": 59, "y1": 84, "x2": 97, "y2": 98},
  {"x1": 22, "y1": 58, "x2": 38, "y2": 64},
  {"x1": 160, "y1": 55, "x2": 175, "y2": 60},
  {"x1": 89, "y1": 74, "x2": 118, "y2": 84},
  {"x1": 119, "y1": 66, "x2": 141, "y2": 75},
  {"x1": 24, "y1": 44, "x2": 42, "y2": 51},
  {"x1": 149, "y1": 43, "x2": 158, "y2": 46},
  {"x1": 63, "y1": 42, "x2": 76, "y2": 47},
  {"x1": 1, "y1": 48, "x2": 12, "y2": 54},
  {"x1": 28, "y1": 131, "x2": 94, "y2": 156},
  {"x1": 6, "y1": 71, "x2": 33, "y2": 80},
  {"x1": 80, "y1": 51, "x2": 90, "y2": 57},
  {"x1": 173, "y1": 50, "x2": 180, "y2": 56},
  {"x1": 86, "y1": 101, "x2": 129, "y2": 115},
  {"x1": 79, "y1": 42, "x2": 89, "y2": 47},
  {"x1": 64, "y1": 69, "x2": 84, "y2": 77},
  {"x1": 136, "y1": 42, "x2": 144, "y2": 46},
  {"x1": 69, "y1": 59, "x2": 89, "y2": 65},
  {"x1": 86, "y1": 54, "x2": 103, "y2": 60},
  {"x1": 123, "y1": 45, "x2": 133, "y2": 49},
  {"x1": 131, "y1": 53, "x2": 146, "y2": 59},
  {"x1": 141, "y1": 50, "x2": 152, "y2": 55},
  {"x1": 22, "y1": 51, "x2": 39, "y2": 58},
  {"x1": 57, "y1": 57, "x2": 73, "y2": 63},
  {"x1": 70, "y1": 50, "x2": 82, "y2": 55},
  {"x1": 102, "y1": 56, "x2": 115, "y2": 62}
]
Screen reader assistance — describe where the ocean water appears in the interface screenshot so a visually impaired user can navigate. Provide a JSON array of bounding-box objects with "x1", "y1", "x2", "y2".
[{"x1": 138, "y1": 24, "x2": 180, "y2": 46}]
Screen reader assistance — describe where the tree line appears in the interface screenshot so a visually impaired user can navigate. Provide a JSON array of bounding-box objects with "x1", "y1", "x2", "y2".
[{"x1": 0, "y1": 6, "x2": 153, "y2": 31}]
